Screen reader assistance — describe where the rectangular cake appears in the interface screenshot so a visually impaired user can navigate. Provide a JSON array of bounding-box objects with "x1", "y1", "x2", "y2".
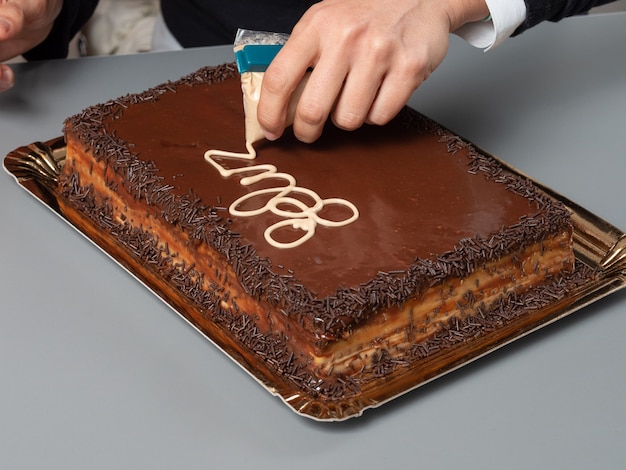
[{"x1": 58, "y1": 63, "x2": 580, "y2": 420}]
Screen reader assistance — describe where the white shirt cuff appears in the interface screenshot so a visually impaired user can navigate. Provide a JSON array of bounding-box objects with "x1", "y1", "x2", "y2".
[{"x1": 453, "y1": 0, "x2": 527, "y2": 50}]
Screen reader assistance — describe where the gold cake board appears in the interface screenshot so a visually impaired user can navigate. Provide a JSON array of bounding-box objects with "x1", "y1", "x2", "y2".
[{"x1": 4, "y1": 137, "x2": 626, "y2": 421}]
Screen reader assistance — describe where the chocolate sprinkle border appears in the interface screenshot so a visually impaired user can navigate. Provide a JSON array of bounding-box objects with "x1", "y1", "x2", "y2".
[
  {"x1": 59, "y1": 63, "x2": 587, "y2": 405},
  {"x1": 63, "y1": 63, "x2": 573, "y2": 338}
]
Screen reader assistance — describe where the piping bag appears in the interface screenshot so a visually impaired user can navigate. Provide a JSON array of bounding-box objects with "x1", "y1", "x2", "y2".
[{"x1": 234, "y1": 29, "x2": 310, "y2": 144}]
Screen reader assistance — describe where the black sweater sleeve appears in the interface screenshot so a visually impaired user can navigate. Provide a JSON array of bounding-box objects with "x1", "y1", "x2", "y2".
[
  {"x1": 514, "y1": 0, "x2": 618, "y2": 34},
  {"x1": 22, "y1": 0, "x2": 100, "y2": 61},
  {"x1": 160, "y1": 0, "x2": 319, "y2": 47}
]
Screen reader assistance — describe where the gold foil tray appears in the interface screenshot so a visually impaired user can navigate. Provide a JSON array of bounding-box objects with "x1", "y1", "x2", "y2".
[{"x1": 4, "y1": 138, "x2": 626, "y2": 421}]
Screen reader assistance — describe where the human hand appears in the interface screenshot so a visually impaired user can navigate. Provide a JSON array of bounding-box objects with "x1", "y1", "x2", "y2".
[
  {"x1": 0, "y1": 0, "x2": 63, "y2": 91},
  {"x1": 258, "y1": 0, "x2": 489, "y2": 143}
]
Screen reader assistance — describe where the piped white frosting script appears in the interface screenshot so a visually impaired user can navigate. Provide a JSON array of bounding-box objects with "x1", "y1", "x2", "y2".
[{"x1": 204, "y1": 142, "x2": 359, "y2": 249}]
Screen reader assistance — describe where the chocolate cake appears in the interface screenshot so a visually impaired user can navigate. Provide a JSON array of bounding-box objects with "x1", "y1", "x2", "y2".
[{"x1": 59, "y1": 63, "x2": 581, "y2": 419}]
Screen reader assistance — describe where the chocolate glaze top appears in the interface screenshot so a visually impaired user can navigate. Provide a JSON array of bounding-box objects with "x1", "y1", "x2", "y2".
[{"x1": 64, "y1": 64, "x2": 571, "y2": 336}]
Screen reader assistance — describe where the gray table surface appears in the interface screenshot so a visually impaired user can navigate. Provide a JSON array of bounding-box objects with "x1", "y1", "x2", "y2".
[{"x1": 1, "y1": 13, "x2": 625, "y2": 470}]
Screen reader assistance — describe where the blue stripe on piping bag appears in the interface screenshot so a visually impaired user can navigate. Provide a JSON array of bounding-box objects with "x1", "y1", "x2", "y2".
[{"x1": 235, "y1": 44, "x2": 283, "y2": 73}]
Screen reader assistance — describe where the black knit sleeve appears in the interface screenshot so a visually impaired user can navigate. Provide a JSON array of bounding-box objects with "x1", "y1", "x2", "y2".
[
  {"x1": 514, "y1": 0, "x2": 618, "y2": 35},
  {"x1": 22, "y1": 0, "x2": 100, "y2": 61}
]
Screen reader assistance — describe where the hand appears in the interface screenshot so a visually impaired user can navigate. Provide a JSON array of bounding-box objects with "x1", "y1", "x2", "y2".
[
  {"x1": 257, "y1": 0, "x2": 488, "y2": 143},
  {"x1": 0, "y1": 0, "x2": 63, "y2": 91}
]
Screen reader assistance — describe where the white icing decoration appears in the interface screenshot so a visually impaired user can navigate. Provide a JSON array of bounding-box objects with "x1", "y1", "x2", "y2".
[{"x1": 204, "y1": 142, "x2": 359, "y2": 249}]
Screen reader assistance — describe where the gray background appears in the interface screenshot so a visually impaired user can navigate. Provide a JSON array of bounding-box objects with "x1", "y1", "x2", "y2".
[{"x1": 1, "y1": 13, "x2": 625, "y2": 470}]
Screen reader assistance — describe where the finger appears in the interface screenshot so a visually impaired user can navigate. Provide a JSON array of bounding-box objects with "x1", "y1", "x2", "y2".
[
  {"x1": 330, "y1": 48, "x2": 387, "y2": 132},
  {"x1": 365, "y1": 65, "x2": 424, "y2": 127},
  {"x1": 290, "y1": 47, "x2": 350, "y2": 143},
  {"x1": 0, "y1": 63, "x2": 15, "y2": 91},
  {"x1": 366, "y1": 78, "x2": 417, "y2": 127},
  {"x1": 366, "y1": 41, "x2": 443, "y2": 126},
  {"x1": 258, "y1": 36, "x2": 316, "y2": 141}
]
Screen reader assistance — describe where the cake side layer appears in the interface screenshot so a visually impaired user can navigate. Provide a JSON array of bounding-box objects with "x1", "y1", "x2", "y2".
[
  {"x1": 313, "y1": 231, "x2": 573, "y2": 375},
  {"x1": 61, "y1": 141, "x2": 322, "y2": 360}
]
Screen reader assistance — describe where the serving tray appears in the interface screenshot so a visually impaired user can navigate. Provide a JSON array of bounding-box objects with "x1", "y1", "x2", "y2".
[{"x1": 4, "y1": 137, "x2": 626, "y2": 421}]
